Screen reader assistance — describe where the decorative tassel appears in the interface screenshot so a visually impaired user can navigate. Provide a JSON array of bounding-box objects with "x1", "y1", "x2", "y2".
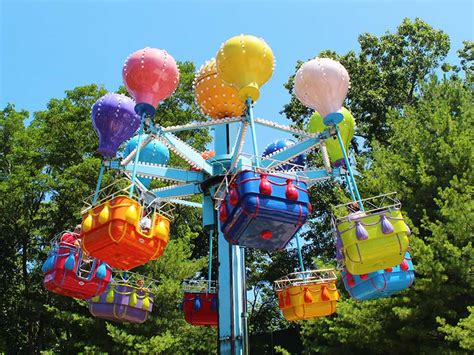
[
  {"x1": 96, "y1": 262, "x2": 107, "y2": 279},
  {"x1": 360, "y1": 274, "x2": 369, "y2": 280},
  {"x1": 90, "y1": 295, "x2": 100, "y2": 303},
  {"x1": 400, "y1": 260, "x2": 409, "y2": 271},
  {"x1": 42, "y1": 255, "x2": 54, "y2": 273},
  {"x1": 156, "y1": 219, "x2": 169, "y2": 238},
  {"x1": 278, "y1": 293, "x2": 285, "y2": 308},
  {"x1": 355, "y1": 221, "x2": 369, "y2": 241},
  {"x1": 229, "y1": 184, "x2": 239, "y2": 206},
  {"x1": 304, "y1": 287, "x2": 313, "y2": 303},
  {"x1": 82, "y1": 214, "x2": 93, "y2": 232},
  {"x1": 260, "y1": 230, "x2": 272, "y2": 240},
  {"x1": 285, "y1": 291, "x2": 291, "y2": 306},
  {"x1": 346, "y1": 273, "x2": 355, "y2": 287},
  {"x1": 381, "y1": 214, "x2": 395, "y2": 234},
  {"x1": 142, "y1": 296, "x2": 150, "y2": 310},
  {"x1": 193, "y1": 296, "x2": 202, "y2": 311},
  {"x1": 405, "y1": 222, "x2": 412, "y2": 236},
  {"x1": 211, "y1": 296, "x2": 218, "y2": 312},
  {"x1": 129, "y1": 292, "x2": 138, "y2": 307},
  {"x1": 384, "y1": 267, "x2": 393, "y2": 273},
  {"x1": 259, "y1": 174, "x2": 272, "y2": 195},
  {"x1": 285, "y1": 179, "x2": 298, "y2": 200},
  {"x1": 219, "y1": 203, "x2": 228, "y2": 222},
  {"x1": 125, "y1": 204, "x2": 138, "y2": 224},
  {"x1": 98, "y1": 204, "x2": 110, "y2": 224},
  {"x1": 321, "y1": 285, "x2": 331, "y2": 301},
  {"x1": 335, "y1": 235, "x2": 344, "y2": 261},
  {"x1": 64, "y1": 252, "x2": 76, "y2": 271},
  {"x1": 105, "y1": 288, "x2": 115, "y2": 303}
]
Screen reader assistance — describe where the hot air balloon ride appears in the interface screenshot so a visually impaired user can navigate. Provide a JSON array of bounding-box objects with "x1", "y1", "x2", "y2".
[
  {"x1": 274, "y1": 269, "x2": 339, "y2": 321},
  {"x1": 193, "y1": 58, "x2": 246, "y2": 119},
  {"x1": 294, "y1": 57, "x2": 350, "y2": 125},
  {"x1": 43, "y1": 34, "x2": 421, "y2": 352},
  {"x1": 341, "y1": 252, "x2": 415, "y2": 301},
  {"x1": 88, "y1": 271, "x2": 156, "y2": 323},
  {"x1": 307, "y1": 108, "x2": 355, "y2": 168},
  {"x1": 123, "y1": 47, "x2": 180, "y2": 116},
  {"x1": 91, "y1": 93, "x2": 141, "y2": 158},
  {"x1": 42, "y1": 231, "x2": 112, "y2": 299},
  {"x1": 81, "y1": 48, "x2": 181, "y2": 271},
  {"x1": 182, "y1": 279, "x2": 218, "y2": 327},
  {"x1": 122, "y1": 134, "x2": 170, "y2": 188},
  {"x1": 216, "y1": 34, "x2": 274, "y2": 103}
]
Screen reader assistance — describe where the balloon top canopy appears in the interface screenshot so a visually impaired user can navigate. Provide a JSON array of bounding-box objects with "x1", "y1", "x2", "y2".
[
  {"x1": 216, "y1": 34, "x2": 275, "y2": 103},
  {"x1": 123, "y1": 47, "x2": 180, "y2": 116}
]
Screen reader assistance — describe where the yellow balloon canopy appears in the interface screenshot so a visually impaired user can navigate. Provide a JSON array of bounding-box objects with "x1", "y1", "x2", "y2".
[
  {"x1": 307, "y1": 107, "x2": 355, "y2": 166},
  {"x1": 216, "y1": 34, "x2": 274, "y2": 103},
  {"x1": 193, "y1": 59, "x2": 246, "y2": 119}
]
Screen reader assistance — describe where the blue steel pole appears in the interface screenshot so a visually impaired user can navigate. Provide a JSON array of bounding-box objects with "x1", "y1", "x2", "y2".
[
  {"x1": 344, "y1": 175, "x2": 357, "y2": 202},
  {"x1": 92, "y1": 161, "x2": 105, "y2": 204},
  {"x1": 335, "y1": 125, "x2": 365, "y2": 211},
  {"x1": 207, "y1": 230, "x2": 214, "y2": 293},
  {"x1": 295, "y1": 232, "x2": 305, "y2": 273},
  {"x1": 129, "y1": 113, "x2": 146, "y2": 198},
  {"x1": 214, "y1": 123, "x2": 245, "y2": 355},
  {"x1": 246, "y1": 97, "x2": 259, "y2": 167}
]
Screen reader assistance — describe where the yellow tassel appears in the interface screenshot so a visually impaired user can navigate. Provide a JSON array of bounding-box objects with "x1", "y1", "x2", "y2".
[
  {"x1": 98, "y1": 204, "x2": 110, "y2": 224},
  {"x1": 82, "y1": 214, "x2": 93, "y2": 232},
  {"x1": 156, "y1": 219, "x2": 169, "y2": 238},
  {"x1": 90, "y1": 295, "x2": 100, "y2": 303},
  {"x1": 129, "y1": 292, "x2": 138, "y2": 307},
  {"x1": 125, "y1": 204, "x2": 138, "y2": 224},
  {"x1": 105, "y1": 288, "x2": 115, "y2": 303},
  {"x1": 142, "y1": 296, "x2": 150, "y2": 310}
]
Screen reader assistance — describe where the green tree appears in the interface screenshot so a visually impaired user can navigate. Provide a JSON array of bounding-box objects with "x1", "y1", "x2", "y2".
[
  {"x1": 282, "y1": 18, "x2": 450, "y2": 147},
  {"x1": 301, "y1": 71, "x2": 473, "y2": 353},
  {"x1": 0, "y1": 61, "x2": 216, "y2": 353}
]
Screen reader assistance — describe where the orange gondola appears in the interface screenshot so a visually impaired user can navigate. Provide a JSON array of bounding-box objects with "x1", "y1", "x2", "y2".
[
  {"x1": 81, "y1": 195, "x2": 171, "y2": 270},
  {"x1": 274, "y1": 269, "x2": 339, "y2": 321}
]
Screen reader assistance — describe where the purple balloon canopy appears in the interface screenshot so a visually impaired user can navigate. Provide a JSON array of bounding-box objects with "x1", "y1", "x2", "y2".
[{"x1": 91, "y1": 93, "x2": 140, "y2": 157}]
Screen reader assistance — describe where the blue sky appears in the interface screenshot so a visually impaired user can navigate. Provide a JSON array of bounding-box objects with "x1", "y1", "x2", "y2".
[{"x1": 1, "y1": 0, "x2": 473, "y2": 151}]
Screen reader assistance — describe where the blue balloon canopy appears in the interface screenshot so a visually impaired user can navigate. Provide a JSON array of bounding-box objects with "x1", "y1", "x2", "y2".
[
  {"x1": 262, "y1": 138, "x2": 306, "y2": 171},
  {"x1": 91, "y1": 93, "x2": 140, "y2": 158},
  {"x1": 123, "y1": 135, "x2": 170, "y2": 188}
]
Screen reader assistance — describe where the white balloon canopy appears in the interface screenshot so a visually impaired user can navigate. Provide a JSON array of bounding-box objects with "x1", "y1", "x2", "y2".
[{"x1": 294, "y1": 58, "x2": 350, "y2": 118}]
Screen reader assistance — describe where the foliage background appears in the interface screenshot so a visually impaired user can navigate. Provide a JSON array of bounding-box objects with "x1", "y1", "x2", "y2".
[{"x1": 0, "y1": 18, "x2": 472, "y2": 353}]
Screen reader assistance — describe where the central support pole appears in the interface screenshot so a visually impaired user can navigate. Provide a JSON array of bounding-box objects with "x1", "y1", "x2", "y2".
[{"x1": 212, "y1": 123, "x2": 247, "y2": 355}]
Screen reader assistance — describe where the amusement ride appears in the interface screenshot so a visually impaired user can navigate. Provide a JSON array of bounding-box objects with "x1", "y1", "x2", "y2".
[{"x1": 42, "y1": 34, "x2": 414, "y2": 354}]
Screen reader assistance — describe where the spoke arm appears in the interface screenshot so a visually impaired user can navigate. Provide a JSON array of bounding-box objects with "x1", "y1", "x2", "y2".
[
  {"x1": 260, "y1": 136, "x2": 321, "y2": 169},
  {"x1": 150, "y1": 183, "x2": 201, "y2": 199}
]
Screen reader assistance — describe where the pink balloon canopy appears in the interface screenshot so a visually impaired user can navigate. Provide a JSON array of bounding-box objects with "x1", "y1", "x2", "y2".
[
  {"x1": 294, "y1": 58, "x2": 350, "y2": 118},
  {"x1": 122, "y1": 47, "x2": 180, "y2": 115}
]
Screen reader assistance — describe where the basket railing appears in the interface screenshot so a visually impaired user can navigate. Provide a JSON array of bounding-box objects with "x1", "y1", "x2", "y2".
[
  {"x1": 274, "y1": 268, "x2": 337, "y2": 291},
  {"x1": 182, "y1": 279, "x2": 218, "y2": 294},
  {"x1": 332, "y1": 192, "x2": 402, "y2": 224}
]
